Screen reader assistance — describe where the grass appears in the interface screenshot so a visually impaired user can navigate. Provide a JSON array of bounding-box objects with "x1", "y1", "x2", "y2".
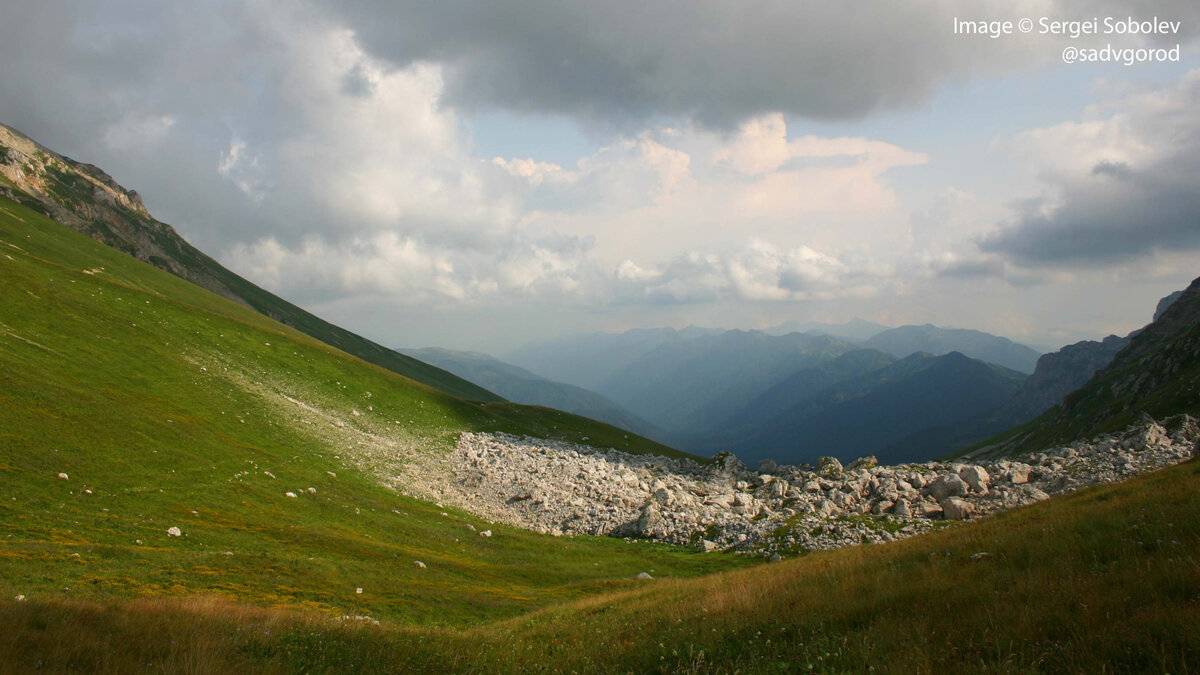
[
  {"x1": 2, "y1": 192, "x2": 1198, "y2": 672},
  {"x1": 2, "y1": 456, "x2": 1197, "y2": 673},
  {"x1": 0, "y1": 194, "x2": 731, "y2": 631}
]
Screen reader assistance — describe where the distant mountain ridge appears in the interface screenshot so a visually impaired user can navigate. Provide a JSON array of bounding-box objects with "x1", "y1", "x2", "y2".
[
  {"x1": 594, "y1": 330, "x2": 857, "y2": 435},
  {"x1": 762, "y1": 317, "x2": 889, "y2": 341},
  {"x1": 0, "y1": 123, "x2": 499, "y2": 402},
  {"x1": 506, "y1": 322, "x2": 1045, "y2": 463},
  {"x1": 398, "y1": 347, "x2": 665, "y2": 440},
  {"x1": 969, "y1": 276, "x2": 1200, "y2": 458},
  {"x1": 864, "y1": 324, "x2": 1041, "y2": 373},
  {"x1": 991, "y1": 334, "x2": 1131, "y2": 427},
  {"x1": 704, "y1": 351, "x2": 1027, "y2": 465},
  {"x1": 504, "y1": 325, "x2": 722, "y2": 391}
]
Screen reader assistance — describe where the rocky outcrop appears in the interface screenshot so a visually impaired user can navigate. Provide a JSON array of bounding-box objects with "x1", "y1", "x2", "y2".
[
  {"x1": 995, "y1": 334, "x2": 1130, "y2": 426},
  {"x1": 1155, "y1": 290, "x2": 1184, "y2": 322},
  {"x1": 400, "y1": 415, "x2": 1197, "y2": 559}
]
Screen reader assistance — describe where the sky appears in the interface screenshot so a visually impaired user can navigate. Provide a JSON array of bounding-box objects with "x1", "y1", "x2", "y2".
[{"x1": 1, "y1": 1, "x2": 1198, "y2": 354}]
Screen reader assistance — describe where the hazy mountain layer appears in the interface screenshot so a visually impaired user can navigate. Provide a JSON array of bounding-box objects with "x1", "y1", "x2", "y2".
[
  {"x1": 594, "y1": 331, "x2": 856, "y2": 435},
  {"x1": 864, "y1": 324, "x2": 1041, "y2": 373},
  {"x1": 399, "y1": 347, "x2": 665, "y2": 440},
  {"x1": 762, "y1": 317, "x2": 889, "y2": 341},
  {"x1": 715, "y1": 352, "x2": 1027, "y2": 465}
]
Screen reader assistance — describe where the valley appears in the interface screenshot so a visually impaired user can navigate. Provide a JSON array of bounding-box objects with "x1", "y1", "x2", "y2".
[{"x1": 1, "y1": 117, "x2": 1198, "y2": 673}]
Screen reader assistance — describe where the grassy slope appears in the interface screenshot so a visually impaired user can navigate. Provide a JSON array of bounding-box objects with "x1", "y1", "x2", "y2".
[
  {"x1": 3, "y1": 454, "x2": 1198, "y2": 673},
  {"x1": 0, "y1": 127, "x2": 499, "y2": 403},
  {"x1": 0, "y1": 195, "x2": 726, "y2": 629}
]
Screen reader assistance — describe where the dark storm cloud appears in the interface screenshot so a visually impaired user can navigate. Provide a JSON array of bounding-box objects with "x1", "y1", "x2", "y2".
[
  {"x1": 328, "y1": 0, "x2": 1200, "y2": 126},
  {"x1": 981, "y1": 70, "x2": 1200, "y2": 265},
  {"x1": 330, "y1": 0, "x2": 961, "y2": 125}
]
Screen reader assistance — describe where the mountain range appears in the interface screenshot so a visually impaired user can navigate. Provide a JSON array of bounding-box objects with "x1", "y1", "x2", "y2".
[
  {"x1": 2, "y1": 123, "x2": 1199, "y2": 673},
  {"x1": 969, "y1": 275, "x2": 1200, "y2": 457},
  {"x1": 397, "y1": 347, "x2": 665, "y2": 440},
  {"x1": 862, "y1": 324, "x2": 1042, "y2": 373},
  {"x1": 761, "y1": 317, "x2": 889, "y2": 341}
]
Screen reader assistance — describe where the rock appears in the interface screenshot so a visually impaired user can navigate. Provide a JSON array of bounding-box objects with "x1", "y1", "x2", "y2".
[
  {"x1": 14, "y1": 595, "x2": 25, "y2": 602},
  {"x1": 1025, "y1": 487, "x2": 1051, "y2": 502},
  {"x1": 653, "y1": 486, "x2": 675, "y2": 505},
  {"x1": 928, "y1": 474, "x2": 969, "y2": 500},
  {"x1": 940, "y1": 497, "x2": 974, "y2": 521},
  {"x1": 769, "y1": 554, "x2": 782, "y2": 563},
  {"x1": 480, "y1": 530, "x2": 493, "y2": 538},
  {"x1": 285, "y1": 491, "x2": 298, "y2": 498},
  {"x1": 714, "y1": 452, "x2": 746, "y2": 474},
  {"x1": 847, "y1": 455, "x2": 878, "y2": 471},
  {"x1": 958, "y1": 465, "x2": 990, "y2": 493},
  {"x1": 414, "y1": 560, "x2": 427, "y2": 568},
  {"x1": 397, "y1": 418, "x2": 1192, "y2": 563},
  {"x1": 817, "y1": 456, "x2": 843, "y2": 476},
  {"x1": 635, "y1": 572, "x2": 653, "y2": 580},
  {"x1": 758, "y1": 459, "x2": 778, "y2": 474},
  {"x1": 57, "y1": 472, "x2": 68, "y2": 480},
  {"x1": 970, "y1": 551, "x2": 991, "y2": 561},
  {"x1": 1006, "y1": 463, "x2": 1033, "y2": 484},
  {"x1": 166, "y1": 526, "x2": 182, "y2": 537}
]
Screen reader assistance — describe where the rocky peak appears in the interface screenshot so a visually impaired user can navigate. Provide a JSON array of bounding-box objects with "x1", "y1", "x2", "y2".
[
  {"x1": 0, "y1": 124, "x2": 151, "y2": 221},
  {"x1": 1154, "y1": 290, "x2": 1184, "y2": 322}
]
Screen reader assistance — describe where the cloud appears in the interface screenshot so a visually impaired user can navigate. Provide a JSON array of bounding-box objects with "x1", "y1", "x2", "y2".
[
  {"x1": 609, "y1": 239, "x2": 889, "y2": 306},
  {"x1": 330, "y1": 0, "x2": 1200, "y2": 126},
  {"x1": 511, "y1": 113, "x2": 927, "y2": 265},
  {"x1": 981, "y1": 69, "x2": 1200, "y2": 265}
]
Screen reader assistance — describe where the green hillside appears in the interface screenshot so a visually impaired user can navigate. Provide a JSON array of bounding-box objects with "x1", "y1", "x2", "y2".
[
  {"x1": 0, "y1": 194, "x2": 718, "y2": 629},
  {"x1": 2, "y1": 158, "x2": 1198, "y2": 674},
  {"x1": 4, "y1": 446, "x2": 1198, "y2": 673},
  {"x1": 0, "y1": 124, "x2": 499, "y2": 402}
]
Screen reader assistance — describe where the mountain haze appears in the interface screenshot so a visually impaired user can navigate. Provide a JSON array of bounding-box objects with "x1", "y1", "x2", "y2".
[
  {"x1": 762, "y1": 317, "x2": 888, "y2": 341},
  {"x1": 715, "y1": 351, "x2": 1027, "y2": 465},
  {"x1": 864, "y1": 324, "x2": 1041, "y2": 373},
  {"x1": 398, "y1": 347, "x2": 664, "y2": 440},
  {"x1": 594, "y1": 330, "x2": 856, "y2": 435},
  {"x1": 503, "y1": 326, "x2": 722, "y2": 390}
]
